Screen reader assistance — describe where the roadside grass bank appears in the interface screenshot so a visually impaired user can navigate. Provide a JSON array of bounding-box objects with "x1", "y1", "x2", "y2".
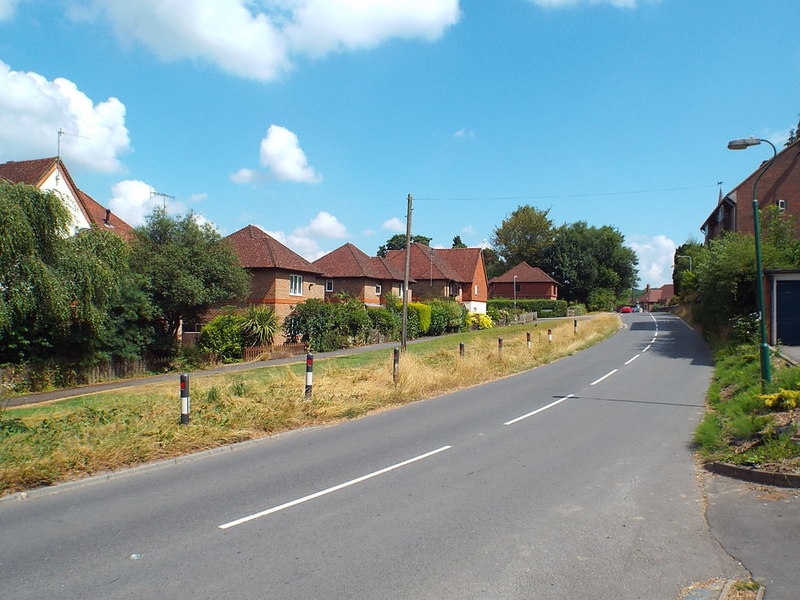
[
  {"x1": 695, "y1": 344, "x2": 800, "y2": 473},
  {"x1": 0, "y1": 315, "x2": 620, "y2": 496}
]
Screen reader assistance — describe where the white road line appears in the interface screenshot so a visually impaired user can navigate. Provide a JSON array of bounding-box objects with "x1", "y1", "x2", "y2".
[
  {"x1": 624, "y1": 354, "x2": 640, "y2": 365},
  {"x1": 219, "y1": 446, "x2": 453, "y2": 529},
  {"x1": 643, "y1": 344, "x2": 652, "y2": 352},
  {"x1": 590, "y1": 369, "x2": 618, "y2": 386},
  {"x1": 504, "y1": 394, "x2": 575, "y2": 426},
  {"x1": 650, "y1": 338, "x2": 657, "y2": 344},
  {"x1": 654, "y1": 331, "x2": 659, "y2": 337}
]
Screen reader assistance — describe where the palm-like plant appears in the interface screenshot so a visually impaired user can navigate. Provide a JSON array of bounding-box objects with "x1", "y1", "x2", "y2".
[{"x1": 241, "y1": 304, "x2": 278, "y2": 347}]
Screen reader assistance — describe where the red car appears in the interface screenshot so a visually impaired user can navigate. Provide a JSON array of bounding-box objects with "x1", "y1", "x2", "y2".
[{"x1": 620, "y1": 306, "x2": 633, "y2": 313}]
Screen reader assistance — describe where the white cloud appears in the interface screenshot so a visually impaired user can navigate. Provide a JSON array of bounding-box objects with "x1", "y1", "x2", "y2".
[
  {"x1": 454, "y1": 128, "x2": 475, "y2": 139},
  {"x1": 108, "y1": 179, "x2": 188, "y2": 226},
  {"x1": 382, "y1": 217, "x2": 406, "y2": 232},
  {"x1": 0, "y1": 60, "x2": 130, "y2": 172},
  {"x1": 627, "y1": 234, "x2": 676, "y2": 288},
  {"x1": 259, "y1": 125, "x2": 321, "y2": 183},
  {"x1": 85, "y1": 0, "x2": 461, "y2": 81},
  {"x1": 461, "y1": 225, "x2": 476, "y2": 234},
  {"x1": 264, "y1": 211, "x2": 349, "y2": 261},
  {"x1": 295, "y1": 211, "x2": 348, "y2": 239},
  {"x1": 230, "y1": 167, "x2": 265, "y2": 185}
]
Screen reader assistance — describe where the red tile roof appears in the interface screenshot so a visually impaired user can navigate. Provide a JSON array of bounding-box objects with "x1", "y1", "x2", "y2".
[
  {"x1": 0, "y1": 157, "x2": 134, "y2": 237},
  {"x1": 312, "y1": 243, "x2": 406, "y2": 281},
  {"x1": 489, "y1": 262, "x2": 559, "y2": 284},
  {"x1": 385, "y1": 243, "x2": 466, "y2": 282},
  {"x1": 436, "y1": 247, "x2": 484, "y2": 282},
  {"x1": 227, "y1": 225, "x2": 322, "y2": 273}
]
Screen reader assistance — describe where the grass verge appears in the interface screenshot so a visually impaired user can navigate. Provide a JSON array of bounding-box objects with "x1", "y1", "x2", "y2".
[
  {"x1": 0, "y1": 315, "x2": 619, "y2": 496},
  {"x1": 694, "y1": 344, "x2": 800, "y2": 472}
]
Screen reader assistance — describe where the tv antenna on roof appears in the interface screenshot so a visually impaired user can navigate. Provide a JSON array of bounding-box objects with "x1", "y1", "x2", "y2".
[
  {"x1": 57, "y1": 128, "x2": 90, "y2": 158},
  {"x1": 150, "y1": 189, "x2": 175, "y2": 209}
]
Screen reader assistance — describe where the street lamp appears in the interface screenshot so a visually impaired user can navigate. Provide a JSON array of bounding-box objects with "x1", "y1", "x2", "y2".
[
  {"x1": 727, "y1": 136, "x2": 777, "y2": 387},
  {"x1": 513, "y1": 275, "x2": 517, "y2": 309}
]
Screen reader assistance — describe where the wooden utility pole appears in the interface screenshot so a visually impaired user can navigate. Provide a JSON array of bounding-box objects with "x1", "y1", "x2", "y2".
[{"x1": 401, "y1": 194, "x2": 412, "y2": 351}]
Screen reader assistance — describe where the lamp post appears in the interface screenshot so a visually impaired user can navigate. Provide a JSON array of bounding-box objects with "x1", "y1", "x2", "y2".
[
  {"x1": 513, "y1": 275, "x2": 517, "y2": 310},
  {"x1": 727, "y1": 136, "x2": 777, "y2": 387}
]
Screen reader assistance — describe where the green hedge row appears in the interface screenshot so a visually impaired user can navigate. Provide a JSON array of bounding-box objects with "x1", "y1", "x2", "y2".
[{"x1": 487, "y1": 299, "x2": 569, "y2": 317}]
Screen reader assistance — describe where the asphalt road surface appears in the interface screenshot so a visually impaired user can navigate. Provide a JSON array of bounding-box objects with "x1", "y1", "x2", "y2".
[{"x1": 0, "y1": 313, "x2": 747, "y2": 599}]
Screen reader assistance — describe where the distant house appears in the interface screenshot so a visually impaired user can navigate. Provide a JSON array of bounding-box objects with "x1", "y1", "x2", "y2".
[
  {"x1": 385, "y1": 243, "x2": 488, "y2": 313},
  {"x1": 489, "y1": 262, "x2": 559, "y2": 300},
  {"x1": 226, "y1": 225, "x2": 325, "y2": 324},
  {"x1": 0, "y1": 157, "x2": 133, "y2": 239},
  {"x1": 311, "y1": 242, "x2": 410, "y2": 307},
  {"x1": 701, "y1": 138, "x2": 800, "y2": 242},
  {"x1": 638, "y1": 284, "x2": 675, "y2": 311}
]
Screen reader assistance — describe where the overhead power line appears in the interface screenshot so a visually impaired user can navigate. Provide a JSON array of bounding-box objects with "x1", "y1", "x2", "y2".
[{"x1": 416, "y1": 183, "x2": 720, "y2": 202}]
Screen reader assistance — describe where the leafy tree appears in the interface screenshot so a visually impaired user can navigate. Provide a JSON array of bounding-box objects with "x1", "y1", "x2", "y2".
[
  {"x1": 539, "y1": 221, "x2": 638, "y2": 304},
  {"x1": 377, "y1": 233, "x2": 433, "y2": 257},
  {"x1": 130, "y1": 208, "x2": 250, "y2": 349},
  {"x1": 786, "y1": 114, "x2": 800, "y2": 147},
  {"x1": 482, "y1": 246, "x2": 506, "y2": 280},
  {"x1": 240, "y1": 304, "x2": 279, "y2": 347},
  {"x1": 490, "y1": 205, "x2": 553, "y2": 267},
  {"x1": 451, "y1": 235, "x2": 467, "y2": 248},
  {"x1": 672, "y1": 240, "x2": 703, "y2": 300}
]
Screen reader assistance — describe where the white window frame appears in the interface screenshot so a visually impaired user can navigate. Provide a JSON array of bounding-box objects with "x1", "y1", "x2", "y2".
[
  {"x1": 474, "y1": 285, "x2": 479, "y2": 295},
  {"x1": 777, "y1": 199, "x2": 787, "y2": 211},
  {"x1": 375, "y1": 284, "x2": 382, "y2": 296},
  {"x1": 326, "y1": 279, "x2": 334, "y2": 292},
  {"x1": 290, "y1": 274, "x2": 304, "y2": 296}
]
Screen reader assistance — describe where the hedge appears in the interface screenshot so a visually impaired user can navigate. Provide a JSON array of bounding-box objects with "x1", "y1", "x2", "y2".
[{"x1": 486, "y1": 299, "x2": 569, "y2": 317}]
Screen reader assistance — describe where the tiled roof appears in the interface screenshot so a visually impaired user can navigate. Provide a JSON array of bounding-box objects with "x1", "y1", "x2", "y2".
[
  {"x1": 313, "y1": 243, "x2": 379, "y2": 278},
  {"x1": 0, "y1": 157, "x2": 134, "y2": 236},
  {"x1": 77, "y1": 190, "x2": 135, "y2": 239},
  {"x1": 385, "y1": 243, "x2": 466, "y2": 282},
  {"x1": 436, "y1": 248, "x2": 483, "y2": 282},
  {"x1": 227, "y1": 225, "x2": 321, "y2": 273},
  {"x1": 0, "y1": 157, "x2": 58, "y2": 186},
  {"x1": 489, "y1": 262, "x2": 558, "y2": 284},
  {"x1": 370, "y1": 256, "x2": 408, "y2": 281}
]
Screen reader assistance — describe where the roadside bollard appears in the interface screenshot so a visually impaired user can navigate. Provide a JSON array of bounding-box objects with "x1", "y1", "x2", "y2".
[
  {"x1": 547, "y1": 328, "x2": 553, "y2": 343},
  {"x1": 180, "y1": 373, "x2": 190, "y2": 425},
  {"x1": 526, "y1": 331, "x2": 531, "y2": 350},
  {"x1": 498, "y1": 337, "x2": 503, "y2": 355},
  {"x1": 393, "y1": 347, "x2": 400, "y2": 383},
  {"x1": 574, "y1": 319, "x2": 578, "y2": 335},
  {"x1": 305, "y1": 353, "x2": 313, "y2": 400},
  {"x1": 459, "y1": 342, "x2": 465, "y2": 358}
]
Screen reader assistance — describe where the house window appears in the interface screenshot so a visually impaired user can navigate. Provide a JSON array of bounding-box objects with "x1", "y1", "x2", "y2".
[
  {"x1": 450, "y1": 282, "x2": 459, "y2": 297},
  {"x1": 290, "y1": 274, "x2": 303, "y2": 296},
  {"x1": 375, "y1": 284, "x2": 382, "y2": 295},
  {"x1": 777, "y1": 199, "x2": 787, "y2": 211},
  {"x1": 474, "y1": 285, "x2": 479, "y2": 295},
  {"x1": 326, "y1": 280, "x2": 334, "y2": 292},
  {"x1": 515, "y1": 282, "x2": 521, "y2": 293}
]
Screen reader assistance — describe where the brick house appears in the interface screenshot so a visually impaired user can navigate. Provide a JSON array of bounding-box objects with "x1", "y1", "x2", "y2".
[
  {"x1": 311, "y1": 243, "x2": 410, "y2": 307},
  {"x1": 385, "y1": 243, "x2": 488, "y2": 313},
  {"x1": 700, "y1": 139, "x2": 800, "y2": 346},
  {"x1": 0, "y1": 157, "x2": 134, "y2": 239},
  {"x1": 489, "y1": 262, "x2": 559, "y2": 300},
  {"x1": 226, "y1": 225, "x2": 325, "y2": 326},
  {"x1": 701, "y1": 138, "x2": 800, "y2": 242},
  {"x1": 638, "y1": 284, "x2": 675, "y2": 311}
]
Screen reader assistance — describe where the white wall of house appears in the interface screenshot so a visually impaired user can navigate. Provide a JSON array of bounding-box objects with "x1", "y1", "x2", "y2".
[
  {"x1": 463, "y1": 301, "x2": 487, "y2": 314},
  {"x1": 40, "y1": 167, "x2": 91, "y2": 233}
]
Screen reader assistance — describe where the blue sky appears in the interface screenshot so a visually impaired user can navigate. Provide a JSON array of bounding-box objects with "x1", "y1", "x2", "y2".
[{"x1": 1, "y1": 0, "x2": 799, "y2": 287}]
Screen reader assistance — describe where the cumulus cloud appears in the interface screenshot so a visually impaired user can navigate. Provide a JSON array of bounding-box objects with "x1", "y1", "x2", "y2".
[
  {"x1": 627, "y1": 234, "x2": 676, "y2": 288},
  {"x1": 382, "y1": 217, "x2": 406, "y2": 232},
  {"x1": 0, "y1": 60, "x2": 130, "y2": 171},
  {"x1": 83, "y1": 0, "x2": 461, "y2": 81},
  {"x1": 259, "y1": 125, "x2": 321, "y2": 183},
  {"x1": 107, "y1": 179, "x2": 188, "y2": 226},
  {"x1": 264, "y1": 211, "x2": 349, "y2": 261},
  {"x1": 232, "y1": 125, "x2": 321, "y2": 184},
  {"x1": 454, "y1": 128, "x2": 475, "y2": 139}
]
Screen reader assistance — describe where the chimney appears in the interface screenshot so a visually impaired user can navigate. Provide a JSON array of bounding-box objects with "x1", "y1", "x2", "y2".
[{"x1": 104, "y1": 208, "x2": 111, "y2": 224}]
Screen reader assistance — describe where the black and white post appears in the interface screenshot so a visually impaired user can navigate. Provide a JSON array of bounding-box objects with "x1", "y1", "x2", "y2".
[
  {"x1": 393, "y1": 347, "x2": 400, "y2": 383},
  {"x1": 459, "y1": 342, "x2": 465, "y2": 358},
  {"x1": 180, "y1": 373, "x2": 190, "y2": 425},
  {"x1": 305, "y1": 353, "x2": 314, "y2": 400},
  {"x1": 526, "y1": 331, "x2": 531, "y2": 350},
  {"x1": 498, "y1": 337, "x2": 503, "y2": 356},
  {"x1": 547, "y1": 328, "x2": 553, "y2": 343}
]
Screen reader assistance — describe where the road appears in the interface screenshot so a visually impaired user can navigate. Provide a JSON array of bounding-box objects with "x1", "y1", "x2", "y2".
[{"x1": 0, "y1": 313, "x2": 747, "y2": 599}]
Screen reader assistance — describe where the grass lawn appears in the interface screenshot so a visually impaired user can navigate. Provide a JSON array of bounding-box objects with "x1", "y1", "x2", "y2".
[{"x1": 1, "y1": 314, "x2": 620, "y2": 496}]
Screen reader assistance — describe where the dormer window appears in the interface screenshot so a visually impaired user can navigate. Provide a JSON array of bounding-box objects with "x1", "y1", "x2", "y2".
[{"x1": 777, "y1": 199, "x2": 787, "y2": 211}]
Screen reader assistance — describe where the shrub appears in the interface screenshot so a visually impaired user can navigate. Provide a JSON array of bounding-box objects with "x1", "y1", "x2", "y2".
[
  {"x1": 367, "y1": 307, "x2": 401, "y2": 340},
  {"x1": 428, "y1": 298, "x2": 465, "y2": 332},
  {"x1": 466, "y1": 313, "x2": 493, "y2": 330},
  {"x1": 241, "y1": 304, "x2": 279, "y2": 347},
  {"x1": 487, "y1": 298, "x2": 568, "y2": 317},
  {"x1": 410, "y1": 302, "x2": 431, "y2": 334},
  {"x1": 759, "y1": 389, "x2": 800, "y2": 411},
  {"x1": 198, "y1": 313, "x2": 245, "y2": 363}
]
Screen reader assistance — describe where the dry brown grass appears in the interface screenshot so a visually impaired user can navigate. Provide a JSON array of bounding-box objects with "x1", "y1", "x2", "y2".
[{"x1": 0, "y1": 314, "x2": 620, "y2": 495}]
